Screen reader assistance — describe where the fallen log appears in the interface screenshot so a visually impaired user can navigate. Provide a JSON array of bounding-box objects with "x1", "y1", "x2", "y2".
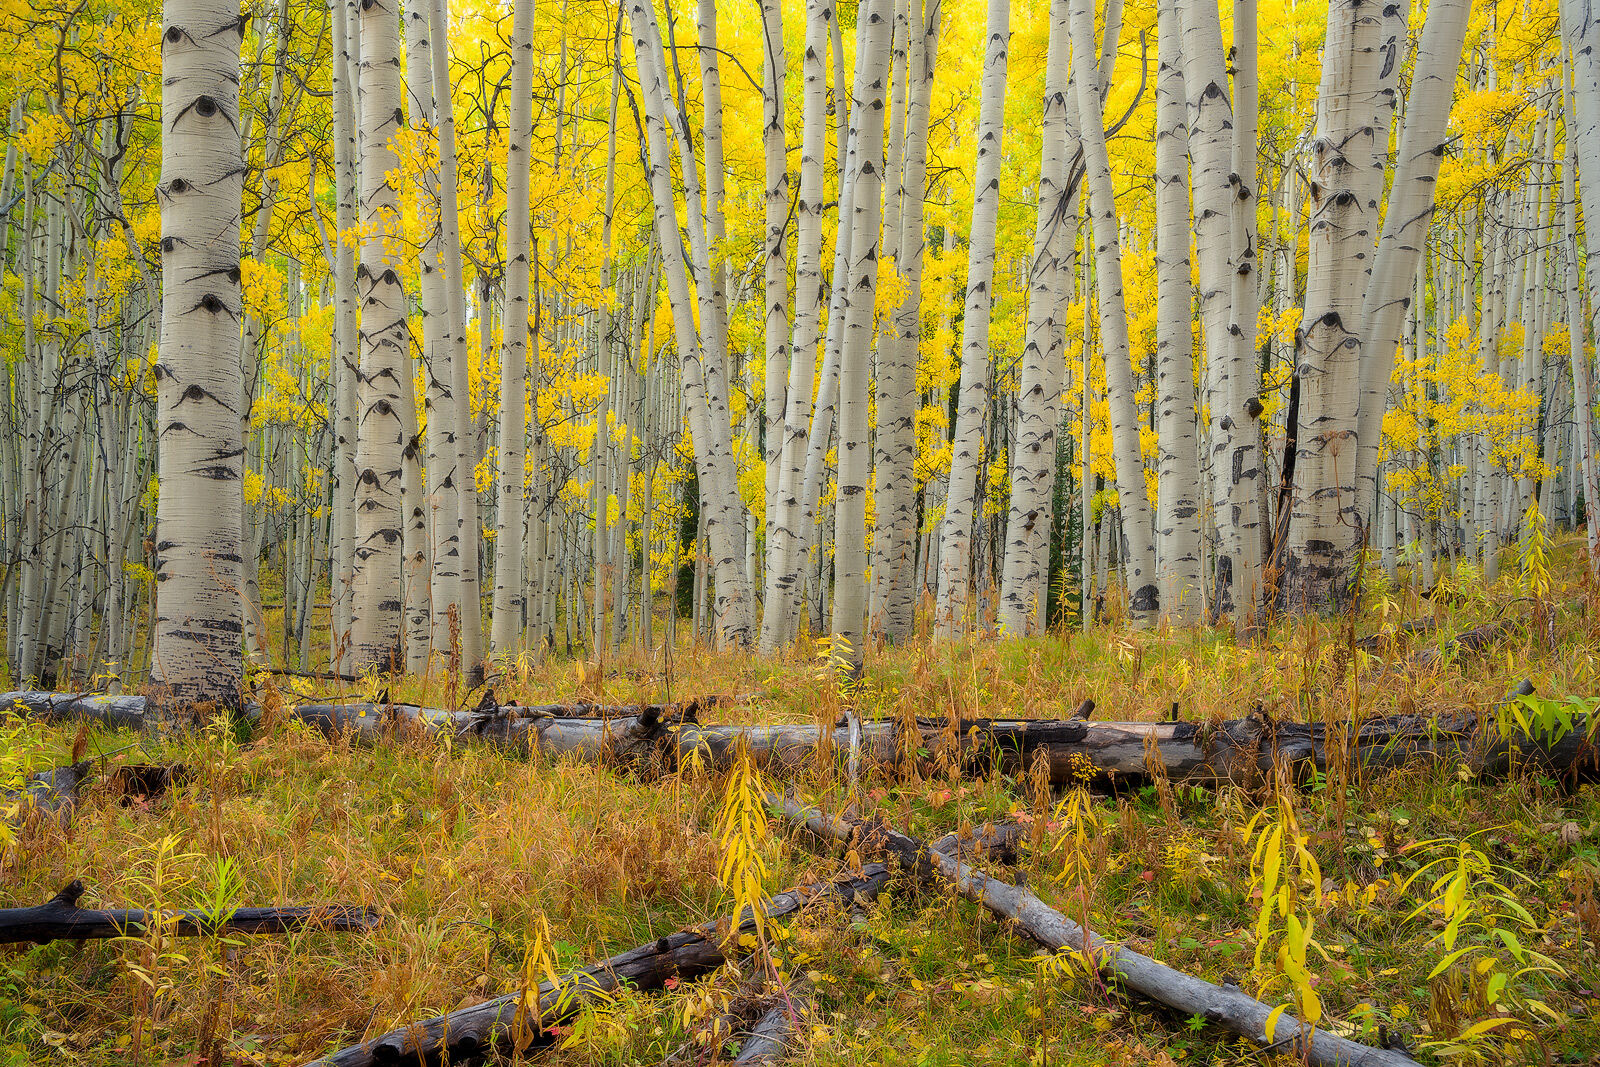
[
  {"x1": 7, "y1": 761, "x2": 90, "y2": 818},
  {"x1": 6, "y1": 683, "x2": 1594, "y2": 789},
  {"x1": 0, "y1": 880, "x2": 383, "y2": 945},
  {"x1": 1353, "y1": 616, "x2": 1437, "y2": 653},
  {"x1": 780, "y1": 796, "x2": 1419, "y2": 1067},
  {"x1": 1408, "y1": 618, "x2": 1519, "y2": 669},
  {"x1": 302, "y1": 865, "x2": 892, "y2": 1067},
  {"x1": 731, "y1": 993, "x2": 809, "y2": 1064}
]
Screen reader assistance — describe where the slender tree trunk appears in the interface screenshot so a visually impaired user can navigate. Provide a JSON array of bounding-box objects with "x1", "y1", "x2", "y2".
[
  {"x1": 627, "y1": 0, "x2": 752, "y2": 647},
  {"x1": 349, "y1": 0, "x2": 410, "y2": 671},
  {"x1": 1152, "y1": 0, "x2": 1202, "y2": 624},
  {"x1": 406, "y1": 0, "x2": 452, "y2": 668},
  {"x1": 934, "y1": 0, "x2": 1009, "y2": 639},
  {"x1": 330, "y1": 0, "x2": 359, "y2": 671},
  {"x1": 998, "y1": 0, "x2": 1071, "y2": 636},
  {"x1": 1562, "y1": 51, "x2": 1600, "y2": 561},
  {"x1": 760, "y1": 0, "x2": 834, "y2": 653},
  {"x1": 1353, "y1": 0, "x2": 1471, "y2": 522},
  {"x1": 431, "y1": 0, "x2": 485, "y2": 676},
  {"x1": 830, "y1": 0, "x2": 893, "y2": 670},
  {"x1": 760, "y1": 0, "x2": 788, "y2": 584},
  {"x1": 1069, "y1": 0, "x2": 1158, "y2": 625},
  {"x1": 490, "y1": 0, "x2": 535, "y2": 657},
  {"x1": 1175, "y1": 0, "x2": 1257, "y2": 623}
]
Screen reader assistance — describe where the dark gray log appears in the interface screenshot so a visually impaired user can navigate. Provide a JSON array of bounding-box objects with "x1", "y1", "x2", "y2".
[
  {"x1": 1408, "y1": 618, "x2": 1518, "y2": 668},
  {"x1": 0, "y1": 881, "x2": 383, "y2": 945},
  {"x1": 8, "y1": 761, "x2": 90, "y2": 817},
  {"x1": 731, "y1": 993, "x2": 809, "y2": 1064},
  {"x1": 302, "y1": 865, "x2": 892, "y2": 1067}
]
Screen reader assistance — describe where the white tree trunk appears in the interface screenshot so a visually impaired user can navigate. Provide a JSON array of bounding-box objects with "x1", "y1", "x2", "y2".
[
  {"x1": 152, "y1": 0, "x2": 245, "y2": 711},
  {"x1": 760, "y1": 0, "x2": 834, "y2": 653},
  {"x1": 934, "y1": 0, "x2": 1009, "y2": 639},
  {"x1": 830, "y1": 0, "x2": 893, "y2": 669},
  {"x1": 1069, "y1": 0, "x2": 1159, "y2": 625},
  {"x1": 998, "y1": 0, "x2": 1071, "y2": 636},
  {"x1": 1152, "y1": 0, "x2": 1202, "y2": 624},
  {"x1": 431, "y1": 0, "x2": 484, "y2": 674},
  {"x1": 490, "y1": 0, "x2": 534, "y2": 657},
  {"x1": 1561, "y1": 48, "x2": 1600, "y2": 560},
  {"x1": 1175, "y1": 0, "x2": 1257, "y2": 623},
  {"x1": 1279, "y1": 0, "x2": 1379, "y2": 613},
  {"x1": 349, "y1": 0, "x2": 410, "y2": 671},
  {"x1": 329, "y1": 0, "x2": 359, "y2": 671},
  {"x1": 1353, "y1": 0, "x2": 1471, "y2": 522},
  {"x1": 628, "y1": 0, "x2": 753, "y2": 647},
  {"x1": 760, "y1": 0, "x2": 788, "y2": 578}
]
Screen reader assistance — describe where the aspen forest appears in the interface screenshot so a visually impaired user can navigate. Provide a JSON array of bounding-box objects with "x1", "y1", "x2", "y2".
[{"x1": 7, "y1": 0, "x2": 1600, "y2": 1060}]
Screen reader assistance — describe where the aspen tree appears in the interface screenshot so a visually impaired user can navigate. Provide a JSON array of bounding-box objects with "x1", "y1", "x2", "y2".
[
  {"x1": 430, "y1": 0, "x2": 484, "y2": 673},
  {"x1": 1175, "y1": 0, "x2": 1257, "y2": 623},
  {"x1": 760, "y1": 0, "x2": 833, "y2": 653},
  {"x1": 1069, "y1": 0, "x2": 1158, "y2": 625},
  {"x1": 1354, "y1": 0, "x2": 1472, "y2": 524},
  {"x1": 870, "y1": 0, "x2": 938, "y2": 642},
  {"x1": 1280, "y1": 0, "x2": 1380, "y2": 613},
  {"x1": 998, "y1": 0, "x2": 1072, "y2": 636},
  {"x1": 490, "y1": 0, "x2": 534, "y2": 657},
  {"x1": 761, "y1": 0, "x2": 787, "y2": 555},
  {"x1": 405, "y1": 0, "x2": 452, "y2": 666},
  {"x1": 151, "y1": 0, "x2": 246, "y2": 712},
  {"x1": 1560, "y1": 55, "x2": 1600, "y2": 560},
  {"x1": 934, "y1": 0, "x2": 1009, "y2": 639},
  {"x1": 329, "y1": 0, "x2": 359, "y2": 670},
  {"x1": 349, "y1": 0, "x2": 410, "y2": 672},
  {"x1": 628, "y1": 0, "x2": 753, "y2": 646},
  {"x1": 831, "y1": 0, "x2": 892, "y2": 670},
  {"x1": 1152, "y1": 0, "x2": 1202, "y2": 624}
]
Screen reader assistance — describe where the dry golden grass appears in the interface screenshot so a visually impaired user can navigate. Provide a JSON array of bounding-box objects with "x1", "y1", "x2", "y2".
[{"x1": 3, "y1": 542, "x2": 1600, "y2": 1065}]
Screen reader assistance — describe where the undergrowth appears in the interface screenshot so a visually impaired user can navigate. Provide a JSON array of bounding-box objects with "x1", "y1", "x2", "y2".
[{"x1": 2, "y1": 539, "x2": 1599, "y2": 1064}]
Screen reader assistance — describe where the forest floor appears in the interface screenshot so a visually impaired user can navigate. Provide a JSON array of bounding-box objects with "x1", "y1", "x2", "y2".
[{"x1": 4, "y1": 541, "x2": 1600, "y2": 1065}]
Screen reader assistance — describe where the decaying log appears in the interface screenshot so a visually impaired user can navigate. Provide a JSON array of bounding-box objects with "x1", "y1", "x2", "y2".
[
  {"x1": 780, "y1": 798, "x2": 1420, "y2": 1067},
  {"x1": 7, "y1": 761, "x2": 90, "y2": 818},
  {"x1": 0, "y1": 880, "x2": 383, "y2": 945},
  {"x1": 1354, "y1": 616, "x2": 1438, "y2": 652},
  {"x1": 6, "y1": 682, "x2": 1594, "y2": 789},
  {"x1": 106, "y1": 763, "x2": 190, "y2": 804},
  {"x1": 731, "y1": 993, "x2": 810, "y2": 1064},
  {"x1": 303, "y1": 865, "x2": 891, "y2": 1067},
  {"x1": 1408, "y1": 618, "x2": 1518, "y2": 669}
]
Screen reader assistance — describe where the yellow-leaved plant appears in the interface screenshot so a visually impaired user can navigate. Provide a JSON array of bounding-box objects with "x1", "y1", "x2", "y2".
[{"x1": 1242, "y1": 802, "x2": 1327, "y2": 1040}]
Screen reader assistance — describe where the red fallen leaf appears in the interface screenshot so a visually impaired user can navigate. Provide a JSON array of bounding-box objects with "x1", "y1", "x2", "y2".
[
  {"x1": 1139, "y1": 870, "x2": 1155, "y2": 883},
  {"x1": 664, "y1": 977, "x2": 679, "y2": 989}
]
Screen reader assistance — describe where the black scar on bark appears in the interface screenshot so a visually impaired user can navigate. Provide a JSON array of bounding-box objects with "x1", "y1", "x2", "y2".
[{"x1": 1130, "y1": 583, "x2": 1159, "y2": 612}]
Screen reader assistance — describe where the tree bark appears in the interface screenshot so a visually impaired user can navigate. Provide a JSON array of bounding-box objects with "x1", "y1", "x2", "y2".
[
  {"x1": 934, "y1": 0, "x2": 1009, "y2": 638},
  {"x1": 304, "y1": 865, "x2": 894, "y2": 1066},
  {"x1": 1279, "y1": 0, "x2": 1380, "y2": 613},
  {"x1": 1152, "y1": 0, "x2": 1202, "y2": 624},
  {"x1": 794, "y1": 806, "x2": 1421, "y2": 1067},
  {"x1": 999, "y1": 0, "x2": 1072, "y2": 636},
  {"x1": 831, "y1": 0, "x2": 894, "y2": 670},
  {"x1": 350, "y1": 0, "x2": 411, "y2": 671},
  {"x1": 151, "y1": 0, "x2": 246, "y2": 715},
  {"x1": 1070, "y1": 0, "x2": 1159, "y2": 625},
  {"x1": 490, "y1": 0, "x2": 535, "y2": 657}
]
